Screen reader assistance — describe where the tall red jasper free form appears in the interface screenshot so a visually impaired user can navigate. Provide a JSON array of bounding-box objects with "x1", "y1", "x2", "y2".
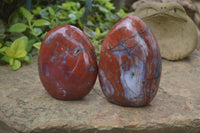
[
  {"x1": 38, "y1": 25, "x2": 98, "y2": 100},
  {"x1": 99, "y1": 16, "x2": 162, "y2": 107}
]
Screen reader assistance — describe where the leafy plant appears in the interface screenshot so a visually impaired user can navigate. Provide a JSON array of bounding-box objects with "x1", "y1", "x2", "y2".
[
  {"x1": 0, "y1": 8, "x2": 49, "y2": 70},
  {"x1": 32, "y1": 1, "x2": 86, "y2": 29},
  {"x1": 32, "y1": 0, "x2": 127, "y2": 57},
  {"x1": 0, "y1": 37, "x2": 29, "y2": 70},
  {"x1": 8, "y1": 7, "x2": 50, "y2": 51},
  {"x1": 83, "y1": 0, "x2": 127, "y2": 56},
  {"x1": 0, "y1": 0, "x2": 127, "y2": 70}
]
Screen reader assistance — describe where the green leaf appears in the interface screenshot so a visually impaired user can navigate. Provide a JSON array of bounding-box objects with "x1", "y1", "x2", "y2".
[
  {"x1": 21, "y1": 7, "x2": 34, "y2": 23},
  {"x1": 32, "y1": 7, "x2": 42, "y2": 15},
  {"x1": 33, "y1": 19, "x2": 50, "y2": 27},
  {"x1": 76, "y1": 2, "x2": 81, "y2": 9},
  {"x1": 99, "y1": 6, "x2": 109, "y2": 13},
  {"x1": 11, "y1": 59, "x2": 21, "y2": 71},
  {"x1": 77, "y1": 7, "x2": 85, "y2": 18},
  {"x1": 30, "y1": 28, "x2": 42, "y2": 37},
  {"x1": 21, "y1": 36, "x2": 29, "y2": 49},
  {"x1": 5, "y1": 37, "x2": 27, "y2": 58},
  {"x1": 68, "y1": 11, "x2": 77, "y2": 24},
  {"x1": 87, "y1": 20, "x2": 94, "y2": 26},
  {"x1": 95, "y1": 28, "x2": 101, "y2": 37},
  {"x1": 51, "y1": 5, "x2": 59, "y2": 11},
  {"x1": 60, "y1": 2, "x2": 76, "y2": 10},
  {"x1": 0, "y1": 46, "x2": 7, "y2": 54},
  {"x1": 106, "y1": 12, "x2": 119, "y2": 22},
  {"x1": 0, "y1": 20, "x2": 5, "y2": 34},
  {"x1": 8, "y1": 12, "x2": 19, "y2": 25},
  {"x1": 78, "y1": 19, "x2": 83, "y2": 29},
  {"x1": 9, "y1": 58, "x2": 14, "y2": 65},
  {"x1": 96, "y1": 0, "x2": 109, "y2": 5},
  {"x1": 0, "y1": 43, "x2": 2, "y2": 48},
  {"x1": 117, "y1": 9, "x2": 127, "y2": 18},
  {"x1": 39, "y1": 9, "x2": 49, "y2": 20},
  {"x1": 8, "y1": 23, "x2": 27, "y2": 33},
  {"x1": 83, "y1": 26, "x2": 97, "y2": 39},
  {"x1": 33, "y1": 42, "x2": 41, "y2": 50},
  {"x1": 5, "y1": 41, "x2": 12, "y2": 47},
  {"x1": 105, "y1": 1, "x2": 115, "y2": 10},
  {"x1": 18, "y1": 55, "x2": 30, "y2": 64},
  {"x1": 1, "y1": 55, "x2": 11, "y2": 63},
  {"x1": 9, "y1": 32, "x2": 24, "y2": 41},
  {"x1": 26, "y1": 39, "x2": 35, "y2": 53},
  {"x1": 40, "y1": 32, "x2": 47, "y2": 40},
  {"x1": 48, "y1": 7, "x2": 55, "y2": 16}
]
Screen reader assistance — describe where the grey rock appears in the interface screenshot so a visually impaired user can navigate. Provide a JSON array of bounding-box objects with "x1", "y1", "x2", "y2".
[{"x1": 0, "y1": 52, "x2": 200, "y2": 133}]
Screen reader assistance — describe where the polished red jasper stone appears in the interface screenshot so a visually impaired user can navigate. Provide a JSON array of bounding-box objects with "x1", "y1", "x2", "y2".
[
  {"x1": 38, "y1": 25, "x2": 98, "y2": 100},
  {"x1": 99, "y1": 16, "x2": 162, "y2": 107}
]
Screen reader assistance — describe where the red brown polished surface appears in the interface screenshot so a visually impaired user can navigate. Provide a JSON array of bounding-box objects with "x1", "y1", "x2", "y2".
[
  {"x1": 38, "y1": 25, "x2": 97, "y2": 100},
  {"x1": 99, "y1": 16, "x2": 162, "y2": 107}
]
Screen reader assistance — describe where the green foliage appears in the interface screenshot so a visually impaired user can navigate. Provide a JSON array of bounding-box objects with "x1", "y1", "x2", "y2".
[
  {"x1": 0, "y1": 0, "x2": 127, "y2": 70},
  {"x1": 33, "y1": 42, "x2": 41, "y2": 50},
  {"x1": 0, "y1": 8, "x2": 46, "y2": 70},
  {"x1": 0, "y1": 37, "x2": 29, "y2": 70},
  {"x1": 32, "y1": 1, "x2": 86, "y2": 29},
  {"x1": 33, "y1": 19, "x2": 50, "y2": 26},
  {"x1": 83, "y1": 0, "x2": 127, "y2": 56},
  {"x1": 21, "y1": 7, "x2": 34, "y2": 24},
  {"x1": 5, "y1": 37, "x2": 27, "y2": 58},
  {"x1": 8, "y1": 23, "x2": 27, "y2": 33}
]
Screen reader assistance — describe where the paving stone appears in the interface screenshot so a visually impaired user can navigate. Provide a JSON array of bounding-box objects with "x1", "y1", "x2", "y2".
[{"x1": 0, "y1": 51, "x2": 200, "y2": 133}]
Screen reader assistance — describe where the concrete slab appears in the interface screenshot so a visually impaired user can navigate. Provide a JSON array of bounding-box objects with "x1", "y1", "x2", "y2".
[{"x1": 0, "y1": 51, "x2": 200, "y2": 133}]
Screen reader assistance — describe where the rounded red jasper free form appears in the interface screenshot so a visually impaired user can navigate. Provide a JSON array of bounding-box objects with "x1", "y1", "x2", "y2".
[
  {"x1": 99, "y1": 16, "x2": 162, "y2": 107},
  {"x1": 38, "y1": 25, "x2": 98, "y2": 100}
]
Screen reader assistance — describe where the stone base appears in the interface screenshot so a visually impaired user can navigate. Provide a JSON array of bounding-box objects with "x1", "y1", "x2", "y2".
[{"x1": 0, "y1": 51, "x2": 200, "y2": 133}]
